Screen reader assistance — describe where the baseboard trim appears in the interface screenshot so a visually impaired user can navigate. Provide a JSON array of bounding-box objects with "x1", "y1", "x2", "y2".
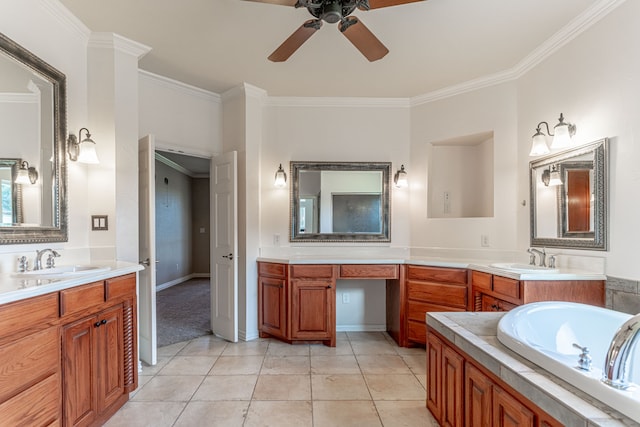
[
  {"x1": 156, "y1": 273, "x2": 210, "y2": 291},
  {"x1": 336, "y1": 324, "x2": 387, "y2": 332}
]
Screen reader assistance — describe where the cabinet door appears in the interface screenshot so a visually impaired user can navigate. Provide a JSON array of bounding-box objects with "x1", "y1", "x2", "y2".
[
  {"x1": 259, "y1": 276, "x2": 287, "y2": 338},
  {"x1": 465, "y1": 363, "x2": 493, "y2": 427},
  {"x1": 96, "y1": 305, "x2": 124, "y2": 413},
  {"x1": 442, "y1": 345, "x2": 464, "y2": 427},
  {"x1": 290, "y1": 279, "x2": 334, "y2": 340},
  {"x1": 63, "y1": 316, "x2": 98, "y2": 427},
  {"x1": 426, "y1": 332, "x2": 442, "y2": 421},
  {"x1": 492, "y1": 385, "x2": 534, "y2": 427}
]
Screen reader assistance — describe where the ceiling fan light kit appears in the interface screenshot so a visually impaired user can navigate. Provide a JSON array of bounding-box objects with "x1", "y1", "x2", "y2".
[{"x1": 246, "y1": 0, "x2": 424, "y2": 62}]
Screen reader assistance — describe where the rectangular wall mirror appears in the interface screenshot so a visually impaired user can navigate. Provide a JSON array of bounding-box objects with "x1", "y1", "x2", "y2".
[
  {"x1": 529, "y1": 138, "x2": 608, "y2": 250},
  {"x1": 290, "y1": 161, "x2": 391, "y2": 242}
]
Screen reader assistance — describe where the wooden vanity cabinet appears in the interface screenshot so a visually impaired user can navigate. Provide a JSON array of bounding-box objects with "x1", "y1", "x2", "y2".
[
  {"x1": 404, "y1": 265, "x2": 470, "y2": 346},
  {"x1": 427, "y1": 327, "x2": 563, "y2": 427},
  {"x1": 258, "y1": 262, "x2": 288, "y2": 340},
  {"x1": 472, "y1": 271, "x2": 605, "y2": 312}
]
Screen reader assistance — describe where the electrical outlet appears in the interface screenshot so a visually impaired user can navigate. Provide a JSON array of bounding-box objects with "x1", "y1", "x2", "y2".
[
  {"x1": 481, "y1": 235, "x2": 490, "y2": 247},
  {"x1": 444, "y1": 191, "x2": 451, "y2": 214},
  {"x1": 342, "y1": 293, "x2": 350, "y2": 304}
]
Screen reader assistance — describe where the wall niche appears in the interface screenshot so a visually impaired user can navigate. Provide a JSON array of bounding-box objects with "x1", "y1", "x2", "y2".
[{"x1": 427, "y1": 131, "x2": 494, "y2": 219}]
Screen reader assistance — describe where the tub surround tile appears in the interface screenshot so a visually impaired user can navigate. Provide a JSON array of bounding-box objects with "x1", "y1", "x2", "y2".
[{"x1": 427, "y1": 312, "x2": 639, "y2": 427}]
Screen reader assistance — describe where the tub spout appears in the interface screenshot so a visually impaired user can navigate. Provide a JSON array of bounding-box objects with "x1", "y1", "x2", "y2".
[{"x1": 602, "y1": 313, "x2": 640, "y2": 389}]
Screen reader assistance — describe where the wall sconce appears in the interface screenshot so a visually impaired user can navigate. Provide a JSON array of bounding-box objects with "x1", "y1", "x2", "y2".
[
  {"x1": 541, "y1": 168, "x2": 551, "y2": 187},
  {"x1": 548, "y1": 164, "x2": 563, "y2": 186},
  {"x1": 15, "y1": 161, "x2": 38, "y2": 185},
  {"x1": 274, "y1": 163, "x2": 287, "y2": 188},
  {"x1": 394, "y1": 165, "x2": 408, "y2": 188},
  {"x1": 529, "y1": 113, "x2": 577, "y2": 156},
  {"x1": 67, "y1": 127, "x2": 100, "y2": 164}
]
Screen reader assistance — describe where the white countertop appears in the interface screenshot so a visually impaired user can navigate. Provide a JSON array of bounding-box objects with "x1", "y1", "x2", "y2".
[
  {"x1": 0, "y1": 261, "x2": 144, "y2": 305},
  {"x1": 256, "y1": 255, "x2": 607, "y2": 281}
]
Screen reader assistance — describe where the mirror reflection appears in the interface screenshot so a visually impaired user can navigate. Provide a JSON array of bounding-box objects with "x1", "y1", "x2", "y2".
[
  {"x1": 0, "y1": 32, "x2": 67, "y2": 244},
  {"x1": 530, "y1": 138, "x2": 608, "y2": 250},
  {"x1": 291, "y1": 162, "x2": 391, "y2": 242}
]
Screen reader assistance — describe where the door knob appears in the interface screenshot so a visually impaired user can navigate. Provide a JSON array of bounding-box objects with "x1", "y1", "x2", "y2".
[
  {"x1": 222, "y1": 253, "x2": 234, "y2": 261},
  {"x1": 139, "y1": 258, "x2": 150, "y2": 266}
]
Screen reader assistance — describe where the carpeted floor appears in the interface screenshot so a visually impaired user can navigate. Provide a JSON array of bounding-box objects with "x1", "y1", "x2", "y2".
[{"x1": 156, "y1": 278, "x2": 212, "y2": 347}]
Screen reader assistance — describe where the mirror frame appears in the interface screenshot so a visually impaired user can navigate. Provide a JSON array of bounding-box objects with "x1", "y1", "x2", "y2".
[
  {"x1": 0, "y1": 32, "x2": 68, "y2": 244},
  {"x1": 0, "y1": 159, "x2": 23, "y2": 224},
  {"x1": 290, "y1": 161, "x2": 391, "y2": 242},
  {"x1": 529, "y1": 138, "x2": 608, "y2": 250}
]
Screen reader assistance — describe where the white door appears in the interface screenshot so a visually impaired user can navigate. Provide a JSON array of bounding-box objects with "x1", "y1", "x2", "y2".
[
  {"x1": 138, "y1": 135, "x2": 157, "y2": 365},
  {"x1": 210, "y1": 151, "x2": 238, "y2": 342}
]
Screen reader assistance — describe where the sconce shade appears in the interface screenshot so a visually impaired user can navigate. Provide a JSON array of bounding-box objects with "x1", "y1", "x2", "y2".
[
  {"x1": 394, "y1": 165, "x2": 408, "y2": 188},
  {"x1": 274, "y1": 164, "x2": 287, "y2": 187},
  {"x1": 548, "y1": 165, "x2": 563, "y2": 186},
  {"x1": 15, "y1": 161, "x2": 37, "y2": 185},
  {"x1": 68, "y1": 127, "x2": 100, "y2": 164},
  {"x1": 530, "y1": 131, "x2": 550, "y2": 156},
  {"x1": 551, "y1": 113, "x2": 576, "y2": 149}
]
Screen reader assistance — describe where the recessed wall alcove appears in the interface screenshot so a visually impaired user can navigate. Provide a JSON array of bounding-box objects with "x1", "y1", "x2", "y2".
[{"x1": 427, "y1": 131, "x2": 494, "y2": 219}]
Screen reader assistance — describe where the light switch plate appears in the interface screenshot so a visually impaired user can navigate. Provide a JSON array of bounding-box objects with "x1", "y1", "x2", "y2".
[{"x1": 91, "y1": 215, "x2": 108, "y2": 231}]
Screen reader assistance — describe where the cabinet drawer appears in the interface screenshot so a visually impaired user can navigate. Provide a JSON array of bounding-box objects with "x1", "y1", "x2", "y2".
[
  {"x1": 481, "y1": 294, "x2": 517, "y2": 312},
  {"x1": 407, "y1": 281, "x2": 467, "y2": 308},
  {"x1": 290, "y1": 264, "x2": 334, "y2": 279},
  {"x1": 493, "y1": 276, "x2": 520, "y2": 299},
  {"x1": 106, "y1": 273, "x2": 136, "y2": 301},
  {"x1": 407, "y1": 266, "x2": 468, "y2": 285},
  {"x1": 0, "y1": 293, "x2": 58, "y2": 341},
  {"x1": 60, "y1": 281, "x2": 105, "y2": 317},
  {"x1": 0, "y1": 372, "x2": 60, "y2": 426},
  {"x1": 259, "y1": 262, "x2": 287, "y2": 278},
  {"x1": 0, "y1": 327, "x2": 59, "y2": 402},
  {"x1": 340, "y1": 264, "x2": 398, "y2": 279},
  {"x1": 408, "y1": 301, "x2": 465, "y2": 322},
  {"x1": 472, "y1": 271, "x2": 492, "y2": 291}
]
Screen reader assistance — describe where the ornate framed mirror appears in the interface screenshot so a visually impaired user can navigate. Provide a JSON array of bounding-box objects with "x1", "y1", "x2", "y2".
[
  {"x1": 529, "y1": 138, "x2": 608, "y2": 250},
  {"x1": 290, "y1": 161, "x2": 391, "y2": 242},
  {"x1": 0, "y1": 32, "x2": 68, "y2": 244}
]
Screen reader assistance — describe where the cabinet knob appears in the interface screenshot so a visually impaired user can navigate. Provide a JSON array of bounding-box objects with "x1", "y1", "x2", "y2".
[
  {"x1": 491, "y1": 304, "x2": 500, "y2": 311},
  {"x1": 94, "y1": 321, "x2": 101, "y2": 328},
  {"x1": 101, "y1": 319, "x2": 108, "y2": 325},
  {"x1": 326, "y1": 285, "x2": 332, "y2": 289}
]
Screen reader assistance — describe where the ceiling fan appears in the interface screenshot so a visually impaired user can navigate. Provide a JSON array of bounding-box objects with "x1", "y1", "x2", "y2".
[{"x1": 245, "y1": 0, "x2": 424, "y2": 62}]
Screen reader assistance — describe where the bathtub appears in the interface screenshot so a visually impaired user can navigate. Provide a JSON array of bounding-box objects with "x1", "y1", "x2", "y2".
[{"x1": 497, "y1": 301, "x2": 640, "y2": 423}]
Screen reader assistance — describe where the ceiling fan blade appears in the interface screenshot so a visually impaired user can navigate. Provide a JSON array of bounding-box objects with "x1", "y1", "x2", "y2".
[
  {"x1": 268, "y1": 19, "x2": 322, "y2": 62},
  {"x1": 365, "y1": 0, "x2": 424, "y2": 9},
  {"x1": 339, "y1": 17, "x2": 388, "y2": 62},
  {"x1": 242, "y1": 0, "x2": 298, "y2": 6}
]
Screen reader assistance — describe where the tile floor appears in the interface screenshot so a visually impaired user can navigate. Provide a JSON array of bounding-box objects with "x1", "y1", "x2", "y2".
[{"x1": 105, "y1": 331, "x2": 439, "y2": 426}]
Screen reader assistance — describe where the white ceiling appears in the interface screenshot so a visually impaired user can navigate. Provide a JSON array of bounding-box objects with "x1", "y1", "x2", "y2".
[{"x1": 60, "y1": 0, "x2": 609, "y2": 98}]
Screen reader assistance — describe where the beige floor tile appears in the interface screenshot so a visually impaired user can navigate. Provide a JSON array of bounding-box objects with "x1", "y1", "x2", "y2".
[
  {"x1": 267, "y1": 340, "x2": 310, "y2": 356},
  {"x1": 222, "y1": 340, "x2": 269, "y2": 356},
  {"x1": 346, "y1": 331, "x2": 389, "y2": 342},
  {"x1": 157, "y1": 341, "x2": 189, "y2": 357},
  {"x1": 311, "y1": 374, "x2": 371, "y2": 400},
  {"x1": 253, "y1": 374, "x2": 311, "y2": 400},
  {"x1": 157, "y1": 355, "x2": 217, "y2": 376},
  {"x1": 261, "y1": 355, "x2": 310, "y2": 375},
  {"x1": 178, "y1": 336, "x2": 228, "y2": 356},
  {"x1": 131, "y1": 375, "x2": 204, "y2": 401},
  {"x1": 139, "y1": 355, "x2": 171, "y2": 376},
  {"x1": 310, "y1": 341, "x2": 354, "y2": 356},
  {"x1": 356, "y1": 354, "x2": 412, "y2": 374},
  {"x1": 351, "y1": 340, "x2": 399, "y2": 355},
  {"x1": 210, "y1": 355, "x2": 265, "y2": 375},
  {"x1": 130, "y1": 375, "x2": 153, "y2": 398},
  {"x1": 244, "y1": 401, "x2": 312, "y2": 427},
  {"x1": 416, "y1": 372, "x2": 427, "y2": 389},
  {"x1": 395, "y1": 346, "x2": 427, "y2": 356},
  {"x1": 365, "y1": 374, "x2": 426, "y2": 400},
  {"x1": 174, "y1": 401, "x2": 249, "y2": 427},
  {"x1": 103, "y1": 401, "x2": 186, "y2": 427},
  {"x1": 192, "y1": 375, "x2": 258, "y2": 400},
  {"x1": 375, "y1": 400, "x2": 438, "y2": 426},
  {"x1": 311, "y1": 355, "x2": 361, "y2": 375},
  {"x1": 402, "y1": 354, "x2": 428, "y2": 374},
  {"x1": 313, "y1": 400, "x2": 382, "y2": 427}
]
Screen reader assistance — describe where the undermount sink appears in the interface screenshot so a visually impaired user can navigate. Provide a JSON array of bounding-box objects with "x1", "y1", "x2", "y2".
[
  {"x1": 12, "y1": 265, "x2": 111, "y2": 280},
  {"x1": 489, "y1": 262, "x2": 559, "y2": 274}
]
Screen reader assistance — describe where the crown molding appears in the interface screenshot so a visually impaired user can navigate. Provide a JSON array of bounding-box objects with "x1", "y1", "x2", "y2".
[
  {"x1": 41, "y1": 0, "x2": 91, "y2": 41},
  {"x1": 265, "y1": 96, "x2": 410, "y2": 108},
  {"x1": 88, "y1": 32, "x2": 151, "y2": 59},
  {"x1": 411, "y1": 0, "x2": 626, "y2": 106},
  {"x1": 139, "y1": 70, "x2": 221, "y2": 103}
]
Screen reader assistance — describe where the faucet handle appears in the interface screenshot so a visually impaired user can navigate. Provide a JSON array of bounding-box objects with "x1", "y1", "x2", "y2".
[
  {"x1": 18, "y1": 256, "x2": 28, "y2": 273},
  {"x1": 548, "y1": 254, "x2": 557, "y2": 269},
  {"x1": 572, "y1": 343, "x2": 592, "y2": 371},
  {"x1": 46, "y1": 251, "x2": 61, "y2": 269}
]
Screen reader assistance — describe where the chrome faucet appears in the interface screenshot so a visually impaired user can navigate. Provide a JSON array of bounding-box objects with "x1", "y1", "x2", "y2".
[
  {"x1": 528, "y1": 248, "x2": 546, "y2": 267},
  {"x1": 34, "y1": 249, "x2": 60, "y2": 270},
  {"x1": 602, "y1": 313, "x2": 640, "y2": 389}
]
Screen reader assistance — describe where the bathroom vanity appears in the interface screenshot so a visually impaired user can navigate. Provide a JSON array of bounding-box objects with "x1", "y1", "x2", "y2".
[
  {"x1": 257, "y1": 258, "x2": 606, "y2": 348},
  {"x1": 0, "y1": 263, "x2": 141, "y2": 427}
]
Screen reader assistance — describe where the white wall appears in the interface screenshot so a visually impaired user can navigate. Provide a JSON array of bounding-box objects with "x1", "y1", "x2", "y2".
[{"x1": 516, "y1": 0, "x2": 640, "y2": 280}]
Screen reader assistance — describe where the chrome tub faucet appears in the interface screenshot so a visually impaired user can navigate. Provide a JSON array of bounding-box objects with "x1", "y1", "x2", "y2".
[{"x1": 603, "y1": 313, "x2": 640, "y2": 390}]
